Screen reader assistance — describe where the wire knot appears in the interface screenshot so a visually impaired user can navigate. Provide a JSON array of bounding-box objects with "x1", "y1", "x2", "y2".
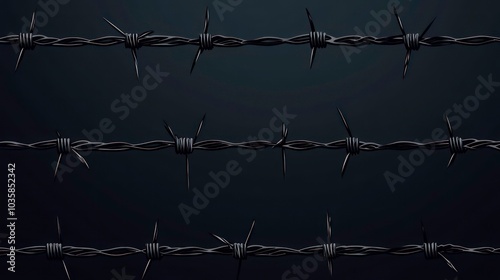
[
  {"x1": 449, "y1": 137, "x2": 466, "y2": 154},
  {"x1": 175, "y1": 137, "x2": 194, "y2": 155},
  {"x1": 19, "y1": 33, "x2": 35, "y2": 50},
  {"x1": 56, "y1": 138, "x2": 71, "y2": 154},
  {"x1": 232, "y1": 242, "x2": 247, "y2": 260},
  {"x1": 46, "y1": 243, "x2": 64, "y2": 260},
  {"x1": 403, "y1": 33, "x2": 420, "y2": 50},
  {"x1": 125, "y1": 33, "x2": 140, "y2": 49},
  {"x1": 145, "y1": 243, "x2": 161, "y2": 260},
  {"x1": 309, "y1": 31, "x2": 327, "y2": 48},
  {"x1": 199, "y1": 33, "x2": 214, "y2": 50},
  {"x1": 346, "y1": 137, "x2": 360, "y2": 155},
  {"x1": 323, "y1": 243, "x2": 337, "y2": 259},
  {"x1": 423, "y1": 242, "x2": 439, "y2": 259}
]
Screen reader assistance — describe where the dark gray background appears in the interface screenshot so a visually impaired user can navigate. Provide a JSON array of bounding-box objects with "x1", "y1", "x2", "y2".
[{"x1": 1, "y1": 0, "x2": 499, "y2": 279}]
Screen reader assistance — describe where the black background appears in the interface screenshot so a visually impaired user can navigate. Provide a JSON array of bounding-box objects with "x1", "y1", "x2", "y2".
[{"x1": 1, "y1": 0, "x2": 500, "y2": 279}]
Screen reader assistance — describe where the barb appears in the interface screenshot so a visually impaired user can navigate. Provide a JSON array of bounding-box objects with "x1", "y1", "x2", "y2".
[
  {"x1": 421, "y1": 221, "x2": 458, "y2": 273},
  {"x1": 103, "y1": 17, "x2": 153, "y2": 79},
  {"x1": 54, "y1": 132, "x2": 89, "y2": 180},
  {"x1": 272, "y1": 123, "x2": 288, "y2": 178},
  {"x1": 211, "y1": 220, "x2": 255, "y2": 280},
  {"x1": 163, "y1": 114, "x2": 206, "y2": 190},
  {"x1": 3, "y1": 8, "x2": 500, "y2": 77},
  {"x1": 445, "y1": 115, "x2": 467, "y2": 167},
  {"x1": 323, "y1": 211, "x2": 335, "y2": 277},
  {"x1": 337, "y1": 108, "x2": 360, "y2": 177},
  {"x1": 3, "y1": 216, "x2": 498, "y2": 278},
  {"x1": 191, "y1": 7, "x2": 213, "y2": 74},
  {"x1": 306, "y1": 9, "x2": 327, "y2": 68},
  {"x1": 1, "y1": 111, "x2": 500, "y2": 185},
  {"x1": 16, "y1": 10, "x2": 36, "y2": 71},
  {"x1": 393, "y1": 6, "x2": 436, "y2": 78},
  {"x1": 142, "y1": 220, "x2": 162, "y2": 280},
  {"x1": 46, "y1": 217, "x2": 71, "y2": 280}
]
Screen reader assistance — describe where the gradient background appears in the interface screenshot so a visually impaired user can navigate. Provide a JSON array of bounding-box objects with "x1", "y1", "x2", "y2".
[{"x1": 1, "y1": 0, "x2": 500, "y2": 279}]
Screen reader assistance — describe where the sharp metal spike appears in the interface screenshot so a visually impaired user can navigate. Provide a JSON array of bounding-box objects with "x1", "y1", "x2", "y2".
[
  {"x1": 341, "y1": 153, "x2": 351, "y2": 177},
  {"x1": 336, "y1": 108, "x2": 352, "y2": 137},
  {"x1": 194, "y1": 114, "x2": 206, "y2": 142},
  {"x1": 54, "y1": 153, "x2": 63, "y2": 179},
  {"x1": 203, "y1": 7, "x2": 210, "y2": 34},
  {"x1": 139, "y1": 30, "x2": 154, "y2": 38},
  {"x1": 245, "y1": 220, "x2": 256, "y2": 245},
  {"x1": 152, "y1": 220, "x2": 159, "y2": 243},
  {"x1": 190, "y1": 47, "x2": 203, "y2": 74},
  {"x1": 211, "y1": 233, "x2": 231, "y2": 245},
  {"x1": 29, "y1": 11, "x2": 37, "y2": 33},
  {"x1": 57, "y1": 216, "x2": 62, "y2": 243},
  {"x1": 326, "y1": 211, "x2": 332, "y2": 244},
  {"x1": 447, "y1": 153, "x2": 457, "y2": 168},
  {"x1": 141, "y1": 259, "x2": 152, "y2": 280},
  {"x1": 131, "y1": 49, "x2": 140, "y2": 80},
  {"x1": 309, "y1": 47, "x2": 317, "y2": 69},
  {"x1": 236, "y1": 259, "x2": 243, "y2": 280},
  {"x1": 61, "y1": 260, "x2": 71, "y2": 280},
  {"x1": 420, "y1": 17, "x2": 436, "y2": 39},
  {"x1": 102, "y1": 17, "x2": 125, "y2": 35},
  {"x1": 15, "y1": 48, "x2": 25, "y2": 72},
  {"x1": 393, "y1": 6, "x2": 405, "y2": 35},
  {"x1": 163, "y1": 121, "x2": 176, "y2": 140},
  {"x1": 282, "y1": 147, "x2": 287, "y2": 178},
  {"x1": 72, "y1": 149, "x2": 90, "y2": 169},
  {"x1": 403, "y1": 50, "x2": 411, "y2": 79},
  {"x1": 438, "y1": 252, "x2": 458, "y2": 273},
  {"x1": 305, "y1": 9, "x2": 316, "y2": 32},
  {"x1": 420, "y1": 220, "x2": 428, "y2": 243},
  {"x1": 445, "y1": 115, "x2": 454, "y2": 137}
]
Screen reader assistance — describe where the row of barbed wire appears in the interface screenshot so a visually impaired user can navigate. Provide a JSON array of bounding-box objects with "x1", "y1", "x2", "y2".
[
  {"x1": 4, "y1": 7, "x2": 500, "y2": 78},
  {"x1": 1, "y1": 109, "x2": 499, "y2": 189},
  {"x1": 1, "y1": 214, "x2": 499, "y2": 280}
]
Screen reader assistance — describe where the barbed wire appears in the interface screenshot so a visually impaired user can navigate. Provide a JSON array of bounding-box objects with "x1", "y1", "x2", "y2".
[
  {"x1": 1, "y1": 214, "x2": 499, "y2": 279},
  {"x1": 1, "y1": 109, "x2": 499, "y2": 189},
  {"x1": 4, "y1": 7, "x2": 500, "y2": 78}
]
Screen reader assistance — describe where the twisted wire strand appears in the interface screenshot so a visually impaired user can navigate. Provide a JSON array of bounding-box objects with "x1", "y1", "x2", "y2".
[
  {"x1": 4, "y1": 8, "x2": 500, "y2": 76},
  {"x1": 1, "y1": 216, "x2": 499, "y2": 278},
  {"x1": 1, "y1": 138, "x2": 499, "y2": 154},
  {"x1": 2, "y1": 34, "x2": 500, "y2": 47},
  {"x1": 3, "y1": 243, "x2": 500, "y2": 258},
  {"x1": 1, "y1": 112, "x2": 500, "y2": 184}
]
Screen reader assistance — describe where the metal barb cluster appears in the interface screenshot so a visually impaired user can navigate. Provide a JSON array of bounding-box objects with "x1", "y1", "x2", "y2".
[
  {"x1": 3, "y1": 215, "x2": 500, "y2": 279},
  {"x1": 4, "y1": 8, "x2": 500, "y2": 78},
  {"x1": 1, "y1": 109, "x2": 500, "y2": 188},
  {"x1": 211, "y1": 220, "x2": 256, "y2": 280},
  {"x1": 47, "y1": 217, "x2": 72, "y2": 279}
]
